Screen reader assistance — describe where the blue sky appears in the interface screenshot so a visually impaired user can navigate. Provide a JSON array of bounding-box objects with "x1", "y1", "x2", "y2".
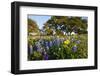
[
  {"x1": 81, "y1": 17, "x2": 88, "y2": 20},
  {"x1": 28, "y1": 15, "x2": 51, "y2": 29},
  {"x1": 28, "y1": 15, "x2": 88, "y2": 29}
]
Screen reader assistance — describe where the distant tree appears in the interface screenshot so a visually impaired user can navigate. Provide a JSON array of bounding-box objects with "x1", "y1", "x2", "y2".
[
  {"x1": 28, "y1": 18, "x2": 40, "y2": 35},
  {"x1": 68, "y1": 17, "x2": 88, "y2": 34},
  {"x1": 43, "y1": 16, "x2": 69, "y2": 35},
  {"x1": 43, "y1": 23, "x2": 53, "y2": 35},
  {"x1": 43, "y1": 16, "x2": 88, "y2": 35}
]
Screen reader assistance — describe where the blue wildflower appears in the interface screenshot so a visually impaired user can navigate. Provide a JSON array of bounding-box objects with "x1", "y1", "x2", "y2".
[
  {"x1": 44, "y1": 54, "x2": 48, "y2": 60},
  {"x1": 42, "y1": 51, "x2": 49, "y2": 60},
  {"x1": 76, "y1": 40, "x2": 80, "y2": 44},
  {"x1": 48, "y1": 41, "x2": 53, "y2": 47},
  {"x1": 28, "y1": 44, "x2": 33, "y2": 55},
  {"x1": 40, "y1": 39, "x2": 44, "y2": 45},
  {"x1": 45, "y1": 41, "x2": 48, "y2": 46},
  {"x1": 35, "y1": 42, "x2": 43, "y2": 52},
  {"x1": 33, "y1": 45, "x2": 37, "y2": 51},
  {"x1": 52, "y1": 39, "x2": 56, "y2": 45},
  {"x1": 44, "y1": 41, "x2": 50, "y2": 50},
  {"x1": 72, "y1": 45, "x2": 77, "y2": 52},
  {"x1": 54, "y1": 38, "x2": 60, "y2": 46}
]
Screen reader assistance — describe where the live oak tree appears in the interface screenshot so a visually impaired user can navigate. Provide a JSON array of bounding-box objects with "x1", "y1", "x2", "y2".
[
  {"x1": 43, "y1": 16, "x2": 87, "y2": 35},
  {"x1": 68, "y1": 17, "x2": 87, "y2": 34},
  {"x1": 43, "y1": 16, "x2": 69, "y2": 36}
]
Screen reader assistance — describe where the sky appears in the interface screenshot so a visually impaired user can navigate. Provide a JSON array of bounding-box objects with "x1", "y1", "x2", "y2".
[
  {"x1": 28, "y1": 15, "x2": 51, "y2": 29},
  {"x1": 81, "y1": 17, "x2": 88, "y2": 20},
  {"x1": 28, "y1": 15, "x2": 88, "y2": 29}
]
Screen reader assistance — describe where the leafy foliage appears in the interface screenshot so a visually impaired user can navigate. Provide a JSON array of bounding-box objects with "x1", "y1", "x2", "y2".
[
  {"x1": 43, "y1": 16, "x2": 88, "y2": 35},
  {"x1": 28, "y1": 18, "x2": 40, "y2": 35}
]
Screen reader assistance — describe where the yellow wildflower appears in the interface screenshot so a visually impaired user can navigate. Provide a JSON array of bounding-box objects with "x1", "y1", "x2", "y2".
[{"x1": 64, "y1": 40, "x2": 70, "y2": 45}]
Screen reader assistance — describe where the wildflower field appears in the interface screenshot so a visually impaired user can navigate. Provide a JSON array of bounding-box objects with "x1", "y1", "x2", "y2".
[
  {"x1": 28, "y1": 34, "x2": 87, "y2": 60},
  {"x1": 28, "y1": 15, "x2": 88, "y2": 61}
]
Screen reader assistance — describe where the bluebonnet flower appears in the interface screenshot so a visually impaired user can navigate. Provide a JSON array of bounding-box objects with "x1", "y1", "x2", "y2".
[
  {"x1": 52, "y1": 39, "x2": 56, "y2": 46},
  {"x1": 39, "y1": 39, "x2": 42, "y2": 44},
  {"x1": 46, "y1": 46, "x2": 49, "y2": 50},
  {"x1": 48, "y1": 41, "x2": 53, "y2": 47},
  {"x1": 53, "y1": 38, "x2": 61, "y2": 46},
  {"x1": 35, "y1": 42, "x2": 43, "y2": 52},
  {"x1": 29, "y1": 44, "x2": 33, "y2": 54},
  {"x1": 44, "y1": 54, "x2": 48, "y2": 60},
  {"x1": 44, "y1": 41, "x2": 50, "y2": 50},
  {"x1": 45, "y1": 41, "x2": 48, "y2": 46},
  {"x1": 40, "y1": 40, "x2": 45, "y2": 46},
  {"x1": 56, "y1": 38, "x2": 61, "y2": 46},
  {"x1": 33, "y1": 45, "x2": 37, "y2": 51},
  {"x1": 42, "y1": 49, "x2": 45, "y2": 55},
  {"x1": 76, "y1": 40, "x2": 80, "y2": 44},
  {"x1": 72, "y1": 45, "x2": 77, "y2": 52},
  {"x1": 42, "y1": 51, "x2": 49, "y2": 60},
  {"x1": 42, "y1": 39, "x2": 46, "y2": 46}
]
